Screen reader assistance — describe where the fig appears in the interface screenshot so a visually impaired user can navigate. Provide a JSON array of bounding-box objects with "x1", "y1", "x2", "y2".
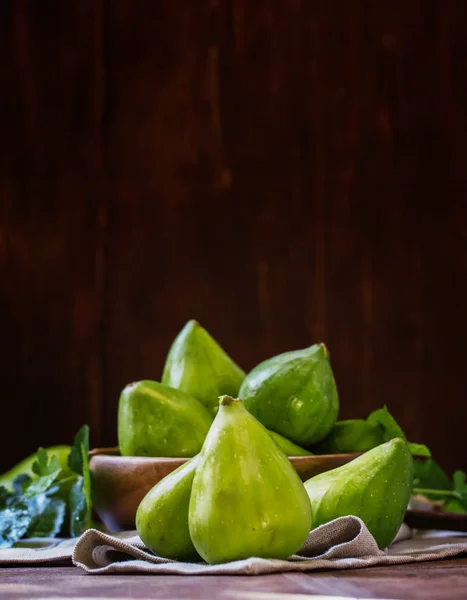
[
  {"x1": 240, "y1": 344, "x2": 339, "y2": 446},
  {"x1": 189, "y1": 396, "x2": 311, "y2": 564},
  {"x1": 304, "y1": 438, "x2": 413, "y2": 549},
  {"x1": 267, "y1": 430, "x2": 313, "y2": 456},
  {"x1": 118, "y1": 380, "x2": 212, "y2": 457},
  {"x1": 162, "y1": 320, "x2": 245, "y2": 415},
  {"x1": 136, "y1": 456, "x2": 199, "y2": 561}
]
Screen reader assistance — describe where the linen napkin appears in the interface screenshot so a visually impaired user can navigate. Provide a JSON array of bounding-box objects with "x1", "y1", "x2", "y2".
[
  {"x1": 0, "y1": 537, "x2": 76, "y2": 565},
  {"x1": 71, "y1": 516, "x2": 467, "y2": 575},
  {"x1": 2, "y1": 517, "x2": 467, "y2": 573},
  {"x1": 0, "y1": 531, "x2": 138, "y2": 566}
]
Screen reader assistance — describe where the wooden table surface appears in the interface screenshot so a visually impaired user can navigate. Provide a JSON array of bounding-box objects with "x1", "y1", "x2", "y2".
[{"x1": 1, "y1": 558, "x2": 467, "y2": 600}]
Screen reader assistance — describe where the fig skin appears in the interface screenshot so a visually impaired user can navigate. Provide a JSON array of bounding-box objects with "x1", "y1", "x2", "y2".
[
  {"x1": 118, "y1": 380, "x2": 213, "y2": 457},
  {"x1": 162, "y1": 320, "x2": 245, "y2": 415},
  {"x1": 240, "y1": 344, "x2": 339, "y2": 446},
  {"x1": 189, "y1": 396, "x2": 312, "y2": 564},
  {"x1": 136, "y1": 456, "x2": 200, "y2": 561},
  {"x1": 267, "y1": 430, "x2": 313, "y2": 456},
  {"x1": 305, "y1": 438, "x2": 413, "y2": 549}
]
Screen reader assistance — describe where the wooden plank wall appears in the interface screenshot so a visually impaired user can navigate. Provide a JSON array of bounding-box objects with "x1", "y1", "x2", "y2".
[{"x1": 1, "y1": 0, "x2": 466, "y2": 473}]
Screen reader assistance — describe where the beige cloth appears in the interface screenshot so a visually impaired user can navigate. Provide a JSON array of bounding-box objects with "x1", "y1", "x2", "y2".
[
  {"x1": 70, "y1": 516, "x2": 467, "y2": 575},
  {"x1": 2, "y1": 517, "x2": 467, "y2": 573},
  {"x1": 0, "y1": 537, "x2": 76, "y2": 565}
]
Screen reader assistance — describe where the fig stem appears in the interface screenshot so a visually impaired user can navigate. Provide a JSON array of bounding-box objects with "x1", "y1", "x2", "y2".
[{"x1": 218, "y1": 395, "x2": 240, "y2": 406}]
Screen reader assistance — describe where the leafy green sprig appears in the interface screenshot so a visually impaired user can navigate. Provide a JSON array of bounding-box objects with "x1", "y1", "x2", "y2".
[
  {"x1": 367, "y1": 405, "x2": 431, "y2": 457},
  {"x1": 368, "y1": 407, "x2": 466, "y2": 512},
  {"x1": 0, "y1": 425, "x2": 91, "y2": 548},
  {"x1": 412, "y1": 458, "x2": 467, "y2": 513}
]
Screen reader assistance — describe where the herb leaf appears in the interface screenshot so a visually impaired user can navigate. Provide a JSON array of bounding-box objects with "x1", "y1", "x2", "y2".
[
  {"x1": 367, "y1": 406, "x2": 431, "y2": 457},
  {"x1": 0, "y1": 497, "x2": 33, "y2": 548},
  {"x1": 13, "y1": 475, "x2": 32, "y2": 495},
  {"x1": 26, "y1": 496, "x2": 66, "y2": 538},
  {"x1": 445, "y1": 499, "x2": 467, "y2": 513},
  {"x1": 413, "y1": 458, "x2": 452, "y2": 491},
  {"x1": 0, "y1": 424, "x2": 91, "y2": 546},
  {"x1": 412, "y1": 459, "x2": 467, "y2": 513},
  {"x1": 68, "y1": 426, "x2": 89, "y2": 476},
  {"x1": 69, "y1": 478, "x2": 87, "y2": 537},
  {"x1": 81, "y1": 445, "x2": 92, "y2": 530},
  {"x1": 367, "y1": 406, "x2": 404, "y2": 439},
  {"x1": 66, "y1": 425, "x2": 92, "y2": 535},
  {"x1": 23, "y1": 450, "x2": 62, "y2": 499},
  {"x1": 0, "y1": 486, "x2": 11, "y2": 509},
  {"x1": 453, "y1": 471, "x2": 467, "y2": 495},
  {"x1": 32, "y1": 448, "x2": 61, "y2": 477},
  {"x1": 68, "y1": 440, "x2": 92, "y2": 537},
  {"x1": 407, "y1": 442, "x2": 431, "y2": 457}
]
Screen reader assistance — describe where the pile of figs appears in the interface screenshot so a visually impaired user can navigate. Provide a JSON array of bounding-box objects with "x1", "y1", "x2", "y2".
[{"x1": 118, "y1": 320, "x2": 414, "y2": 564}]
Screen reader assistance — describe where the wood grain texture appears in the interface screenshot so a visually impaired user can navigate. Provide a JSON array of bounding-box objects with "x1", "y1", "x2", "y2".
[
  {"x1": 0, "y1": 0, "x2": 106, "y2": 460},
  {"x1": 1, "y1": 0, "x2": 467, "y2": 474},
  {"x1": 2, "y1": 561, "x2": 467, "y2": 599}
]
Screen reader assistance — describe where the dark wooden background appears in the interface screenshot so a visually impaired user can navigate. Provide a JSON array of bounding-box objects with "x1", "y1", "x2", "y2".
[{"x1": 1, "y1": 0, "x2": 466, "y2": 474}]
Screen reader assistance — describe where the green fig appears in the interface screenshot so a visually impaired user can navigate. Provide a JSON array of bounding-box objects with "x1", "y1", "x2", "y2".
[
  {"x1": 240, "y1": 344, "x2": 339, "y2": 446},
  {"x1": 312, "y1": 420, "x2": 384, "y2": 454},
  {"x1": 0, "y1": 445, "x2": 73, "y2": 491},
  {"x1": 304, "y1": 438, "x2": 413, "y2": 549},
  {"x1": 162, "y1": 320, "x2": 246, "y2": 415},
  {"x1": 189, "y1": 395, "x2": 311, "y2": 564},
  {"x1": 118, "y1": 380, "x2": 213, "y2": 457},
  {"x1": 267, "y1": 430, "x2": 313, "y2": 456},
  {"x1": 136, "y1": 456, "x2": 200, "y2": 561}
]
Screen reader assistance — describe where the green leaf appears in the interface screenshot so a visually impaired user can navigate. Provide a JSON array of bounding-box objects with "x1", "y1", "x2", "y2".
[
  {"x1": 26, "y1": 496, "x2": 66, "y2": 538},
  {"x1": 81, "y1": 444, "x2": 92, "y2": 530},
  {"x1": 367, "y1": 405, "x2": 430, "y2": 457},
  {"x1": 32, "y1": 448, "x2": 61, "y2": 477},
  {"x1": 367, "y1": 406, "x2": 404, "y2": 440},
  {"x1": 25, "y1": 475, "x2": 61, "y2": 499},
  {"x1": 0, "y1": 486, "x2": 11, "y2": 509},
  {"x1": 24, "y1": 450, "x2": 62, "y2": 499},
  {"x1": 445, "y1": 499, "x2": 467, "y2": 514},
  {"x1": 66, "y1": 425, "x2": 92, "y2": 536},
  {"x1": 13, "y1": 475, "x2": 32, "y2": 495},
  {"x1": 0, "y1": 497, "x2": 33, "y2": 549},
  {"x1": 453, "y1": 470, "x2": 467, "y2": 494},
  {"x1": 412, "y1": 461, "x2": 467, "y2": 513},
  {"x1": 67, "y1": 448, "x2": 92, "y2": 536},
  {"x1": 68, "y1": 426, "x2": 89, "y2": 476},
  {"x1": 69, "y1": 478, "x2": 87, "y2": 537},
  {"x1": 407, "y1": 443, "x2": 431, "y2": 457},
  {"x1": 0, "y1": 425, "x2": 91, "y2": 546},
  {"x1": 413, "y1": 458, "x2": 452, "y2": 491}
]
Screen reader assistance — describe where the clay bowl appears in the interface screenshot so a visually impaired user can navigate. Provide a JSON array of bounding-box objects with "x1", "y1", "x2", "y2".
[{"x1": 90, "y1": 447, "x2": 361, "y2": 532}]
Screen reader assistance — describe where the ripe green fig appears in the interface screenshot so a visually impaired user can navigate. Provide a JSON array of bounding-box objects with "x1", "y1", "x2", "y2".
[
  {"x1": 162, "y1": 320, "x2": 246, "y2": 415},
  {"x1": 304, "y1": 438, "x2": 413, "y2": 549},
  {"x1": 189, "y1": 395, "x2": 312, "y2": 564},
  {"x1": 118, "y1": 380, "x2": 213, "y2": 457},
  {"x1": 136, "y1": 456, "x2": 200, "y2": 561},
  {"x1": 240, "y1": 344, "x2": 339, "y2": 446},
  {"x1": 312, "y1": 420, "x2": 384, "y2": 454},
  {"x1": 267, "y1": 430, "x2": 313, "y2": 456}
]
